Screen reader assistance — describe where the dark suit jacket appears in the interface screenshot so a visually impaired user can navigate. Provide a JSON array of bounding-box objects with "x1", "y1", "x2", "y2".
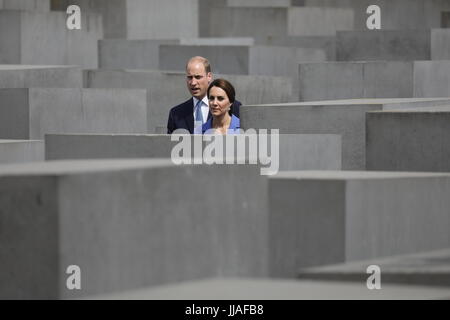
[{"x1": 167, "y1": 98, "x2": 241, "y2": 134}]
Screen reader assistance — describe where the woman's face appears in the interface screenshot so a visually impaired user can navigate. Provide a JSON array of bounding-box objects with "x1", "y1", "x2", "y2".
[{"x1": 208, "y1": 86, "x2": 232, "y2": 117}]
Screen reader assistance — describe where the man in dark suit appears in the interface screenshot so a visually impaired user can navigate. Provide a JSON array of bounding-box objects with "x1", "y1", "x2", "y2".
[{"x1": 167, "y1": 56, "x2": 241, "y2": 134}]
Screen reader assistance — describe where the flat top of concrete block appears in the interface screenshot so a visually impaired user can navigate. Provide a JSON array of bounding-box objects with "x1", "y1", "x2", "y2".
[
  {"x1": 0, "y1": 140, "x2": 42, "y2": 144},
  {"x1": 271, "y1": 171, "x2": 450, "y2": 181},
  {"x1": 0, "y1": 65, "x2": 79, "y2": 70},
  {"x1": 0, "y1": 159, "x2": 175, "y2": 177},
  {"x1": 369, "y1": 106, "x2": 450, "y2": 113},
  {"x1": 86, "y1": 278, "x2": 450, "y2": 300},
  {"x1": 244, "y1": 98, "x2": 450, "y2": 108},
  {"x1": 299, "y1": 248, "x2": 450, "y2": 276}
]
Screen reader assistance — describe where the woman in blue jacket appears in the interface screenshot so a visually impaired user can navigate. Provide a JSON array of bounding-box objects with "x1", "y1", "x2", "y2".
[{"x1": 202, "y1": 79, "x2": 240, "y2": 135}]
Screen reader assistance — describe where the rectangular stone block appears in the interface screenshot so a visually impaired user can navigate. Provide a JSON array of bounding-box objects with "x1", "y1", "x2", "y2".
[
  {"x1": 160, "y1": 44, "x2": 326, "y2": 77},
  {"x1": 51, "y1": 0, "x2": 198, "y2": 39},
  {"x1": 299, "y1": 61, "x2": 414, "y2": 101},
  {"x1": 269, "y1": 171, "x2": 450, "y2": 277},
  {"x1": 366, "y1": 107, "x2": 450, "y2": 172},
  {"x1": 0, "y1": 10, "x2": 102, "y2": 68},
  {"x1": 86, "y1": 278, "x2": 450, "y2": 300},
  {"x1": 0, "y1": 65, "x2": 83, "y2": 88},
  {"x1": 0, "y1": 140, "x2": 44, "y2": 164},
  {"x1": 414, "y1": 61, "x2": 450, "y2": 98},
  {"x1": 227, "y1": 0, "x2": 291, "y2": 7},
  {"x1": 0, "y1": 159, "x2": 267, "y2": 299},
  {"x1": 84, "y1": 69, "x2": 295, "y2": 133},
  {"x1": 201, "y1": 6, "x2": 287, "y2": 41},
  {"x1": 45, "y1": 134, "x2": 342, "y2": 171},
  {"x1": 241, "y1": 98, "x2": 450, "y2": 170},
  {"x1": 304, "y1": 0, "x2": 450, "y2": 30},
  {"x1": 336, "y1": 29, "x2": 450, "y2": 61},
  {"x1": 0, "y1": 88, "x2": 147, "y2": 140},
  {"x1": 298, "y1": 248, "x2": 450, "y2": 287},
  {"x1": 0, "y1": 0, "x2": 49, "y2": 11},
  {"x1": 288, "y1": 7, "x2": 354, "y2": 36}
]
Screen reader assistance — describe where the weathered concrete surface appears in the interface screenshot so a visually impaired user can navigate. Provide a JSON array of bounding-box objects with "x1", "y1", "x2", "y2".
[
  {"x1": 160, "y1": 44, "x2": 326, "y2": 76},
  {"x1": 45, "y1": 134, "x2": 342, "y2": 171},
  {"x1": 299, "y1": 61, "x2": 415, "y2": 101},
  {"x1": 366, "y1": 107, "x2": 450, "y2": 172},
  {"x1": 227, "y1": 0, "x2": 290, "y2": 7},
  {"x1": 288, "y1": 7, "x2": 354, "y2": 36},
  {"x1": 241, "y1": 98, "x2": 450, "y2": 170},
  {"x1": 0, "y1": 88, "x2": 147, "y2": 140},
  {"x1": 86, "y1": 278, "x2": 450, "y2": 300},
  {"x1": 0, "y1": 0, "x2": 49, "y2": 11},
  {"x1": 0, "y1": 140, "x2": 44, "y2": 164},
  {"x1": 51, "y1": 0, "x2": 198, "y2": 39},
  {"x1": 414, "y1": 61, "x2": 450, "y2": 98},
  {"x1": 0, "y1": 159, "x2": 267, "y2": 299},
  {"x1": 298, "y1": 248, "x2": 450, "y2": 287},
  {"x1": 268, "y1": 171, "x2": 450, "y2": 277},
  {"x1": 336, "y1": 30, "x2": 444, "y2": 61},
  {"x1": 304, "y1": 0, "x2": 450, "y2": 30},
  {"x1": 0, "y1": 65, "x2": 83, "y2": 88},
  {"x1": 84, "y1": 69, "x2": 295, "y2": 133},
  {"x1": 0, "y1": 10, "x2": 102, "y2": 68}
]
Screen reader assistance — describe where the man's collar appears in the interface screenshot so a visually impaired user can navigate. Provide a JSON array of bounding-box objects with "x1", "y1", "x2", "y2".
[{"x1": 193, "y1": 96, "x2": 209, "y2": 107}]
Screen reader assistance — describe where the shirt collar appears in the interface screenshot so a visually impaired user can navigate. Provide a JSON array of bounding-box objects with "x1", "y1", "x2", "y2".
[{"x1": 193, "y1": 96, "x2": 209, "y2": 109}]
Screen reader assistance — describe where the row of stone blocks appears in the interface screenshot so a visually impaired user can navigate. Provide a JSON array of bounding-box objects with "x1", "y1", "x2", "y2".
[{"x1": 1, "y1": 159, "x2": 450, "y2": 299}]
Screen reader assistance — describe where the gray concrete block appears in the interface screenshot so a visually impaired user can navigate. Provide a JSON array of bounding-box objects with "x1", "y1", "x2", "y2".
[
  {"x1": 269, "y1": 171, "x2": 450, "y2": 277},
  {"x1": 0, "y1": 10, "x2": 102, "y2": 68},
  {"x1": 288, "y1": 7, "x2": 354, "y2": 36},
  {"x1": 160, "y1": 44, "x2": 326, "y2": 77},
  {"x1": 201, "y1": 6, "x2": 288, "y2": 41},
  {"x1": 0, "y1": 159, "x2": 267, "y2": 299},
  {"x1": 366, "y1": 107, "x2": 450, "y2": 172},
  {"x1": 298, "y1": 248, "x2": 450, "y2": 287},
  {"x1": 432, "y1": 29, "x2": 450, "y2": 60},
  {"x1": 0, "y1": 0, "x2": 49, "y2": 11},
  {"x1": 0, "y1": 65, "x2": 83, "y2": 88},
  {"x1": 241, "y1": 98, "x2": 450, "y2": 170},
  {"x1": 52, "y1": 0, "x2": 198, "y2": 39},
  {"x1": 299, "y1": 61, "x2": 414, "y2": 101},
  {"x1": 414, "y1": 61, "x2": 450, "y2": 98},
  {"x1": 304, "y1": 0, "x2": 450, "y2": 30},
  {"x1": 86, "y1": 278, "x2": 450, "y2": 300},
  {"x1": 227, "y1": 0, "x2": 291, "y2": 7},
  {"x1": 84, "y1": 69, "x2": 295, "y2": 133},
  {"x1": 44, "y1": 134, "x2": 342, "y2": 171},
  {"x1": 0, "y1": 140, "x2": 44, "y2": 164},
  {"x1": 336, "y1": 30, "x2": 437, "y2": 61},
  {"x1": 254, "y1": 36, "x2": 336, "y2": 60},
  {"x1": 0, "y1": 88, "x2": 147, "y2": 140}
]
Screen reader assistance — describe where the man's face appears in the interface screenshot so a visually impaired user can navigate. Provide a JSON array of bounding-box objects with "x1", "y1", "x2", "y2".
[{"x1": 186, "y1": 61, "x2": 212, "y2": 99}]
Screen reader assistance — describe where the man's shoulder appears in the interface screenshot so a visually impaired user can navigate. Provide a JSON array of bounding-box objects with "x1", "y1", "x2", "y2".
[{"x1": 170, "y1": 98, "x2": 194, "y2": 114}]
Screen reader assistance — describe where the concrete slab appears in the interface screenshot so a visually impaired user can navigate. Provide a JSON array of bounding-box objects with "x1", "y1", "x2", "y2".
[
  {"x1": 288, "y1": 7, "x2": 354, "y2": 36},
  {"x1": 86, "y1": 278, "x2": 450, "y2": 300},
  {"x1": 268, "y1": 171, "x2": 450, "y2": 277},
  {"x1": 298, "y1": 248, "x2": 450, "y2": 287},
  {"x1": 160, "y1": 44, "x2": 326, "y2": 76},
  {"x1": 44, "y1": 134, "x2": 342, "y2": 171},
  {"x1": 366, "y1": 107, "x2": 450, "y2": 172},
  {"x1": 84, "y1": 69, "x2": 295, "y2": 133},
  {"x1": 227, "y1": 0, "x2": 291, "y2": 7},
  {"x1": 0, "y1": 65, "x2": 83, "y2": 88},
  {"x1": 0, "y1": 88, "x2": 147, "y2": 140},
  {"x1": 336, "y1": 29, "x2": 450, "y2": 61},
  {"x1": 298, "y1": 61, "x2": 415, "y2": 101},
  {"x1": 414, "y1": 61, "x2": 450, "y2": 98},
  {"x1": 0, "y1": 10, "x2": 102, "y2": 69},
  {"x1": 0, "y1": 140, "x2": 44, "y2": 164},
  {"x1": 0, "y1": 0, "x2": 49, "y2": 11},
  {"x1": 241, "y1": 98, "x2": 450, "y2": 170},
  {"x1": 51, "y1": 0, "x2": 198, "y2": 39},
  {"x1": 0, "y1": 159, "x2": 267, "y2": 299},
  {"x1": 303, "y1": 0, "x2": 450, "y2": 30}
]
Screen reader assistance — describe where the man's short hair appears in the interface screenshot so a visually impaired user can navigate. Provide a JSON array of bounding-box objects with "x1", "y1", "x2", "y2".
[{"x1": 186, "y1": 56, "x2": 212, "y2": 74}]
